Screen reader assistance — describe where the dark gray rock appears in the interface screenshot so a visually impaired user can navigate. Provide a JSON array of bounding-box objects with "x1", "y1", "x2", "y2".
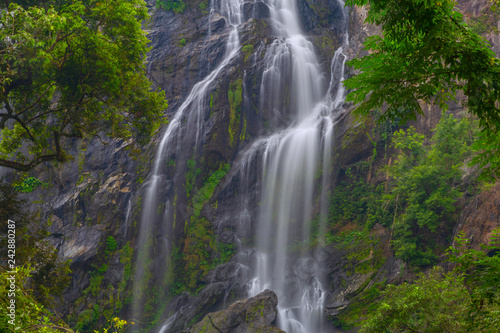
[
  {"x1": 243, "y1": 1, "x2": 271, "y2": 20},
  {"x1": 211, "y1": 13, "x2": 227, "y2": 33},
  {"x1": 154, "y1": 282, "x2": 230, "y2": 333},
  {"x1": 190, "y1": 290, "x2": 284, "y2": 333}
]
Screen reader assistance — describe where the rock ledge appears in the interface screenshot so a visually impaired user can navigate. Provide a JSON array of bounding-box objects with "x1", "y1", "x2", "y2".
[{"x1": 191, "y1": 290, "x2": 285, "y2": 333}]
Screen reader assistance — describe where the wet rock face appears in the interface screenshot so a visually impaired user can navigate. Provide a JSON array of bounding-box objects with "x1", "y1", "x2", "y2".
[
  {"x1": 298, "y1": 0, "x2": 346, "y2": 33},
  {"x1": 21, "y1": 135, "x2": 154, "y2": 321},
  {"x1": 18, "y1": 0, "x2": 375, "y2": 330},
  {"x1": 190, "y1": 290, "x2": 284, "y2": 333},
  {"x1": 243, "y1": 1, "x2": 271, "y2": 20}
]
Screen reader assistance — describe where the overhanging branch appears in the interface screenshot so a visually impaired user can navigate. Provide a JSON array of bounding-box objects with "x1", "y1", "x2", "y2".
[{"x1": 0, "y1": 154, "x2": 58, "y2": 171}]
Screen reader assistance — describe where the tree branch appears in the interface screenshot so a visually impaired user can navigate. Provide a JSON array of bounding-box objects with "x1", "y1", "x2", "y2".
[
  {"x1": 26, "y1": 108, "x2": 58, "y2": 124},
  {"x1": 47, "y1": 30, "x2": 76, "y2": 53},
  {"x1": 11, "y1": 114, "x2": 35, "y2": 141},
  {"x1": 17, "y1": 84, "x2": 55, "y2": 116},
  {"x1": 0, "y1": 154, "x2": 58, "y2": 171}
]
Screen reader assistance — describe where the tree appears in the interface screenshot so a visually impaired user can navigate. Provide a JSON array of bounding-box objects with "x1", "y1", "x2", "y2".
[
  {"x1": 361, "y1": 232, "x2": 500, "y2": 333},
  {"x1": 0, "y1": 1, "x2": 167, "y2": 171},
  {"x1": 386, "y1": 114, "x2": 475, "y2": 266},
  {"x1": 344, "y1": 0, "x2": 500, "y2": 177},
  {"x1": 345, "y1": 0, "x2": 500, "y2": 126},
  {"x1": 447, "y1": 229, "x2": 500, "y2": 332},
  {"x1": 360, "y1": 267, "x2": 472, "y2": 333},
  {"x1": 0, "y1": 265, "x2": 132, "y2": 332}
]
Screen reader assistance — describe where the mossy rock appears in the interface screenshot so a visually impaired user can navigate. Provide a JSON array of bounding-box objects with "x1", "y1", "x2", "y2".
[{"x1": 190, "y1": 290, "x2": 285, "y2": 333}]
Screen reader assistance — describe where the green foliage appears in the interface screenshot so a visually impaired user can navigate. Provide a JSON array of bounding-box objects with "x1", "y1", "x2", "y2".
[
  {"x1": 239, "y1": 117, "x2": 247, "y2": 142},
  {"x1": 333, "y1": 282, "x2": 385, "y2": 329},
  {"x1": 228, "y1": 79, "x2": 243, "y2": 145},
  {"x1": 242, "y1": 44, "x2": 254, "y2": 62},
  {"x1": 199, "y1": 2, "x2": 208, "y2": 13},
  {"x1": 333, "y1": 115, "x2": 477, "y2": 266},
  {"x1": 170, "y1": 163, "x2": 234, "y2": 294},
  {"x1": 13, "y1": 177, "x2": 49, "y2": 193},
  {"x1": 73, "y1": 238, "x2": 133, "y2": 331},
  {"x1": 182, "y1": 217, "x2": 217, "y2": 290},
  {"x1": 345, "y1": 0, "x2": 500, "y2": 129},
  {"x1": 447, "y1": 229, "x2": 500, "y2": 331},
  {"x1": 329, "y1": 179, "x2": 393, "y2": 230},
  {"x1": 0, "y1": 180, "x2": 26, "y2": 221},
  {"x1": 471, "y1": 130, "x2": 500, "y2": 181},
  {"x1": 185, "y1": 158, "x2": 201, "y2": 198},
  {"x1": 362, "y1": 232, "x2": 500, "y2": 333},
  {"x1": 0, "y1": 265, "x2": 73, "y2": 333},
  {"x1": 119, "y1": 242, "x2": 133, "y2": 285},
  {"x1": 192, "y1": 163, "x2": 230, "y2": 217},
  {"x1": 388, "y1": 114, "x2": 475, "y2": 266},
  {"x1": 156, "y1": 0, "x2": 185, "y2": 14},
  {"x1": 105, "y1": 236, "x2": 118, "y2": 255},
  {"x1": 0, "y1": 181, "x2": 71, "y2": 307},
  {"x1": 179, "y1": 38, "x2": 187, "y2": 47},
  {"x1": 360, "y1": 267, "x2": 471, "y2": 333},
  {"x1": 0, "y1": 1, "x2": 167, "y2": 171},
  {"x1": 344, "y1": 0, "x2": 500, "y2": 178},
  {"x1": 467, "y1": 4, "x2": 500, "y2": 35},
  {"x1": 0, "y1": 238, "x2": 129, "y2": 333}
]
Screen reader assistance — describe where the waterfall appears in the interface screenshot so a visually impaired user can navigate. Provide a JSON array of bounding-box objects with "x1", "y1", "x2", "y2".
[
  {"x1": 133, "y1": 0, "x2": 349, "y2": 331},
  {"x1": 245, "y1": 1, "x2": 349, "y2": 332},
  {"x1": 132, "y1": 0, "x2": 244, "y2": 327}
]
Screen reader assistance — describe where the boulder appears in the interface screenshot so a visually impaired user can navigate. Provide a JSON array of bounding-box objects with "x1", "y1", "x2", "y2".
[{"x1": 190, "y1": 290, "x2": 284, "y2": 333}]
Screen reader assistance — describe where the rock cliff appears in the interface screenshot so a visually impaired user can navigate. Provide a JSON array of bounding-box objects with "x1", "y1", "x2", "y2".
[{"x1": 6, "y1": 0, "x2": 499, "y2": 332}]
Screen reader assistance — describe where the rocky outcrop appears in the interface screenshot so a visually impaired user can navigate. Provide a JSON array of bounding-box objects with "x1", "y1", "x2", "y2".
[
  {"x1": 190, "y1": 290, "x2": 284, "y2": 333},
  {"x1": 453, "y1": 183, "x2": 500, "y2": 251},
  {"x1": 11, "y1": 0, "x2": 499, "y2": 332}
]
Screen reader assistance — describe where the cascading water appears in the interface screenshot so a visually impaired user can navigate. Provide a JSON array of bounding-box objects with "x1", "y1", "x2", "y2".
[
  {"x1": 132, "y1": 0, "x2": 244, "y2": 328},
  {"x1": 244, "y1": 1, "x2": 349, "y2": 332},
  {"x1": 133, "y1": 0, "x2": 348, "y2": 331},
  {"x1": 246, "y1": 48, "x2": 348, "y2": 333}
]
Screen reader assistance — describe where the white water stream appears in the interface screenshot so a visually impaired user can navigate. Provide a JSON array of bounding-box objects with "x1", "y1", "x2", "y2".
[
  {"x1": 245, "y1": 1, "x2": 348, "y2": 332},
  {"x1": 137, "y1": 0, "x2": 349, "y2": 331},
  {"x1": 132, "y1": 0, "x2": 243, "y2": 326},
  {"x1": 247, "y1": 45, "x2": 347, "y2": 333}
]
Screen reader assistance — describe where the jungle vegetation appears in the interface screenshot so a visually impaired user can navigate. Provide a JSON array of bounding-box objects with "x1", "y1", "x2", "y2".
[{"x1": 0, "y1": 0, "x2": 167, "y2": 171}]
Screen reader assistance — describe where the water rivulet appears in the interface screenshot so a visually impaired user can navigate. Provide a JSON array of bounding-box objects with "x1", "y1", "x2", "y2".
[{"x1": 132, "y1": 0, "x2": 349, "y2": 331}]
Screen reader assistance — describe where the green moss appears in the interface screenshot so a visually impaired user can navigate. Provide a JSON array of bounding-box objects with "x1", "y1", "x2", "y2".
[
  {"x1": 308, "y1": 2, "x2": 331, "y2": 22},
  {"x1": 228, "y1": 79, "x2": 243, "y2": 145},
  {"x1": 78, "y1": 150, "x2": 85, "y2": 173},
  {"x1": 119, "y1": 242, "x2": 133, "y2": 285},
  {"x1": 242, "y1": 44, "x2": 254, "y2": 62},
  {"x1": 76, "y1": 172, "x2": 91, "y2": 186},
  {"x1": 192, "y1": 163, "x2": 230, "y2": 217},
  {"x1": 239, "y1": 117, "x2": 247, "y2": 142},
  {"x1": 156, "y1": 0, "x2": 185, "y2": 13},
  {"x1": 185, "y1": 158, "x2": 201, "y2": 198},
  {"x1": 182, "y1": 217, "x2": 216, "y2": 289},
  {"x1": 179, "y1": 38, "x2": 186, "y2": 47}
]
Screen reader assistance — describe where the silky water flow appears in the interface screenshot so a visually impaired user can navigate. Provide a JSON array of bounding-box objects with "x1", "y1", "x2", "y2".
[{"x1": 133, "y1": 0, "x2": 349, "y2": 332}]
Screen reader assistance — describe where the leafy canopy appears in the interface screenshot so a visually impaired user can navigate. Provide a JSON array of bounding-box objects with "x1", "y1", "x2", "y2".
[
  {"x1": 360, "y1": 267, "x2": 472, "y2": 333},
  {"x1": 0, "y1": 0, "x2": 167, "y2": 171},
  {"x1": 389, "y1": 114, "x2": 475, "y2": 266},
  {"x1": 344, "y1": 0, "x2": 500, "y2": 134},
  {"x1": 447, "y1": 229, "x2": 500, "y2": 331},
  {"x1": 361, "y1": 230, "x2": 500, "y2": 333}
]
